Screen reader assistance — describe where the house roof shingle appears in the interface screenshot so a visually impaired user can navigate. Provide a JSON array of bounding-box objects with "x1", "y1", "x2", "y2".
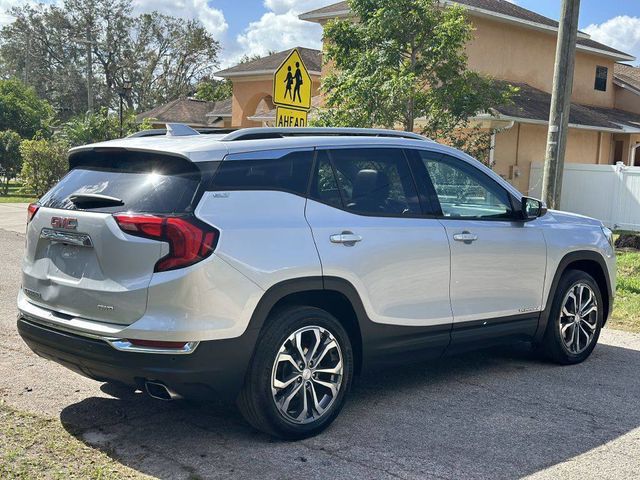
[
  {"x1": 300, "y1": 0, "x2": 633, "y2": 60},
  {"x1": 207, "y1": 98, "x2": 233, "y2": 117},
  {"x1": 215, "y1": 47, "x2": 322, "y2": 77},
  {"x1": 492, "y1": 82, "x2": 640, "y2": 132},
  {"x1": 136, "y1": 98, "x2": 221, "y2": 126},
  {"x1": 615, "y1": 64, "x2": 640, "y2": 93}
]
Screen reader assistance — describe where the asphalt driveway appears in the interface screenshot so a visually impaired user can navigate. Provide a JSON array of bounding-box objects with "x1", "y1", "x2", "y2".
[{"x1": 0, "y1": 226, "x2": 639, "y2": 479}]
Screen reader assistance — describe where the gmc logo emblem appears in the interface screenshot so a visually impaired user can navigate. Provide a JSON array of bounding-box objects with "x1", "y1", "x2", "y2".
[{"x1": 51, "y1": 217, "x2": 78, "y2": 230}]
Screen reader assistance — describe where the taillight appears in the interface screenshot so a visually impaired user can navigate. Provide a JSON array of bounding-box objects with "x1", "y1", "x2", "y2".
[
  {"x1": 27, "y1": 203, "x2": 39, "y2": 223},
  {"x1": 113, "y1": 214, "x2": 218, "y2": 272}
]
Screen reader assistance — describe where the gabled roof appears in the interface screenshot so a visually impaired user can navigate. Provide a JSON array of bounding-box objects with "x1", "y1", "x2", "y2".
[
  {"x1": 206, "y1": 98, "x2": 232, "y2": 118},
  {"x1": 215, "y1": 47, "x2": 322, "y2": 78},
  {"x1": 614, "y1": 64, "x2": 640, "y2": 95},
  {"x1": 300, "y1": 0, "x2": 634, "y2": 62},
  {"x1": 136, "y1": 98, "x2": 220, "y2": 127}
]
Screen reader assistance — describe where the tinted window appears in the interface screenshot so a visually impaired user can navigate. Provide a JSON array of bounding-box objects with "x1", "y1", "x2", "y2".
[
  {"x1": 419, "y1": 152, "x2": 512, "y2": 219},
  {"x1": 310, "y1": 151, "x2": 342, "y2": 208},
  {"x1": 595, "y1": 66, "x2": 608, "y2": 92},
  {"x1": 40, "y1": 152, "x2": 201, "y2": 214},
  {"x1": 320, "y1": 148, "x2": 420, "y2": 216},
  {"x1": 210, "y1": 151, "x2": 313, "y2": 195}
]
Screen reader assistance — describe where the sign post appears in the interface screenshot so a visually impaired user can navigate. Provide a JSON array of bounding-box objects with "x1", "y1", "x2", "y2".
[{"x1": 273, "y1": 49, "x2": 312, "y2": 127}]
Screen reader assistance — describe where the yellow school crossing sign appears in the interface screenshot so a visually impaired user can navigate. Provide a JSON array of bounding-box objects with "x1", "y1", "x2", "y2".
[{"x1": 273, "y1": 49, "x2": 312, "y2": 127}]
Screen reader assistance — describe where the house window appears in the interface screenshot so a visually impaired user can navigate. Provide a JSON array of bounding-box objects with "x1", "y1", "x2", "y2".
[{"x1": 595, "y1": 66, "x2": 608, "y2": 92}]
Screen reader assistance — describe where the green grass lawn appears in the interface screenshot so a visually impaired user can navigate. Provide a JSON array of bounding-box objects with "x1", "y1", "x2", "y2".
[
  {"x1": 0, "y1": 182, "x2": 36, "y2": 203},
  {"x1": 609, "y1": 249, "x2": 640, "y2": 333}
]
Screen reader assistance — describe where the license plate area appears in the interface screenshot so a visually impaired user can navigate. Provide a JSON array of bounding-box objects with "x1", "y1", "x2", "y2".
[
  {"x1": 40, "y1": 228, "x2": 93, "y2": 247},
  {"x1": 41, "y1": 230, "x2": 98, "y2": 282}
]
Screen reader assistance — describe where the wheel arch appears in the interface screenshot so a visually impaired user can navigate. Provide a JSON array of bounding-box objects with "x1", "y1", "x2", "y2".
[
  {"x1": 535, "y1": 250, "x2": 613, "y2": 343},
  {"x1": 246, "y1": 277, "x2": 364, "y2": 374}
]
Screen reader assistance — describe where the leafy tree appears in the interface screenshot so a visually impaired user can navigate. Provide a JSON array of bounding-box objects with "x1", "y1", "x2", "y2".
[
  {"x1": 0, "y1": 79, "x2": 54, "y2": 138},
  {"x1": 238, "y1": 51, "x2": 276, "y2": 64},
  {"x1": 0, "y1": 130, "x2": 22, "y2": 195},
  {"x1": 194, "y1": 78, "x2": 232, "y2": 102},
  {"x1": 20, "y1": 138, "x2": 69, "y2": 196},
  {"x1": 60, "y1": 109, "x2": 153, "y2": 146},
  {"x1": 316, "y1": 0, "x2": 514, "y2": 163},
  {"x1": 0, "y1": 0, "x2": 221, "y2": 116},
  {"x1": 0, "y1": 4, "x2": 86, "y2": 119}
]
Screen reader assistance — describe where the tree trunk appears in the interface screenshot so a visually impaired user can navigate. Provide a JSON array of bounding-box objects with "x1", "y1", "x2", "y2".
[
  {"x1": 405, "y1": 101, "x2": 415, "y2": 132},
  {"x1": 405, "y1": 42, "x2": 417, "y2": 132}
]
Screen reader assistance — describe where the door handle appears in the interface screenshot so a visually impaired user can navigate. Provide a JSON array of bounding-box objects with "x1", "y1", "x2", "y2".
[
  {"x1": 330, "y1": 231, "x2": 362, "y2": 246},
  {"x1": 453, "y1": 231, "x2": 478, "y2": 244}
]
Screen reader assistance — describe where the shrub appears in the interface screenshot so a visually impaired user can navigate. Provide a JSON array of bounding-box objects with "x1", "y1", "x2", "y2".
[
  {"x1": 20, "y1": 138, "x2": 68, "y2": 197},
  {"x1": 0, "y1": 130, "x2": 22, "y2": 195}
]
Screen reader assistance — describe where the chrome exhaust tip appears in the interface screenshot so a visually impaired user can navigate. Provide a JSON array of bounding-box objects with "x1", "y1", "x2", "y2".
[{"x1": 144, "y1": 381, "x2": 179, "y2": 401}]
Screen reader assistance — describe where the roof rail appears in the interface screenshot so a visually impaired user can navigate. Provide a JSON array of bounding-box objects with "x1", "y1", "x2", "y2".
[{"x1": 220, "y1": 127, "x2": 429, "y2": 142}]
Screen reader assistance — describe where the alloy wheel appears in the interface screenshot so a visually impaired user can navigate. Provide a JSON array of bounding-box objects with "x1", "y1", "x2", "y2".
[
  {"x1": 558, "y1": 282, "x2": 598, "y2": 354},
  {"x1": 271, "y1": 325, "x2": 343, "y2": 424}
]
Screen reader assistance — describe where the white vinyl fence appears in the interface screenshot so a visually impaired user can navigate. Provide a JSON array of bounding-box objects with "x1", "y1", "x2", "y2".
[{"x1": 529, "y1": 162, "x2": 640, "y2": 232}]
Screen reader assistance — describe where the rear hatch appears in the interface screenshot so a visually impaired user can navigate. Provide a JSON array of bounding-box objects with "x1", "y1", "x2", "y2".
[{"x1": 22, "y1": 149, "x2": 205, "y2": 326}]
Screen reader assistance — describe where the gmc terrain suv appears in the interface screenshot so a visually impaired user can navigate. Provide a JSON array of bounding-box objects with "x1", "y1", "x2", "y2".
[{"x1": 17, "y1": 126, "x2": 615, "y2": 439}]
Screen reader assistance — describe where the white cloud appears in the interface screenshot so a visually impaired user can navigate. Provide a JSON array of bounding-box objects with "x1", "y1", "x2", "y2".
[
  {"x1": 132, "y1": 0, "x2": 227, "y2": 38},
  {"x1": 584, "y1": 16, "x2": 640, "y2": 65},
  {"x1": 227, "y1": 0, "x2": 333, "y2": 67},
  {"x1": 263, "y1": 0, "x2": 335, "y2": 15}
]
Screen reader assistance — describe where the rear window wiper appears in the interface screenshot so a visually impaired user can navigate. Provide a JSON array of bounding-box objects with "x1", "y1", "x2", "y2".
[{"x1": 68, "y1": 193, "x2": 124, "y2": 208}]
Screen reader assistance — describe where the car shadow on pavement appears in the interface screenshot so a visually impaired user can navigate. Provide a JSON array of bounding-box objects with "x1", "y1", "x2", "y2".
[{"x1": 59, "y1": 341, "x2": 640, "y2": 479}]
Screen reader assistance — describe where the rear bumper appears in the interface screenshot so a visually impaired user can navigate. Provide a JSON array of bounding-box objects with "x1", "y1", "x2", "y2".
[{"x1": 17, "y1": 316, "x2": 259, "y2": 401}]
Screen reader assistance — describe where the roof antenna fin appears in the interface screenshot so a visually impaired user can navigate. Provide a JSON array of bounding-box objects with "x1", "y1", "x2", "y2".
[{"x1": 165, "y1": 123, "x2": 200, "y2": 137}]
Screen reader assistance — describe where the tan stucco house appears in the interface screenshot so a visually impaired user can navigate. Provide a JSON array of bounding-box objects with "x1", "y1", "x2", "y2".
[
  {"x1": 215, "y1": 47, "x2": 322, "y2": 128},
  {"x1": 216, "y1": 0, "x2": 640, "y2": 193}
]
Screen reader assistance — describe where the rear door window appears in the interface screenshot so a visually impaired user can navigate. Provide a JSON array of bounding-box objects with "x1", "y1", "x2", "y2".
[
  {"x1": 39, "y1": 151, "x2": 203, "y2": 214},
  {"x1": 210, "y1": 150, "x2": 314, "y2": 195},
  {"x1": 311, "y1": 148, "x2": 420, "y2": 216}
]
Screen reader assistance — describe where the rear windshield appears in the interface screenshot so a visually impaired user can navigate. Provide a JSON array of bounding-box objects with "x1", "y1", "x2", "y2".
[{"x1": 39, "y1": 150, "x2": 202, "y2": 214}]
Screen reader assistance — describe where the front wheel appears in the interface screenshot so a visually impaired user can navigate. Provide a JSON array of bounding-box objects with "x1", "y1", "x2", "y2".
[
  {"x1": 237, "y1": 306, "x2": 354, "y2": 439},
  {"x1": 540, "y1": 269, "x2": 603, "y2": 365}
]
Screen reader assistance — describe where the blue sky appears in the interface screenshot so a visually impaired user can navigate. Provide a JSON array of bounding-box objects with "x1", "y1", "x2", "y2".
[{"x1": 2, "y1": 0, "x2": 640, "y2": 66}]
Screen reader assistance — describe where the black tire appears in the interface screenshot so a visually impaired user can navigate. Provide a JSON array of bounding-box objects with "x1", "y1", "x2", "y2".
[
  {"x1": 237, "y1": 306, "x2": 354, "y2": 440},
  {"x1": 540, "y1": 269, "x2": 603, "y2": 365}
]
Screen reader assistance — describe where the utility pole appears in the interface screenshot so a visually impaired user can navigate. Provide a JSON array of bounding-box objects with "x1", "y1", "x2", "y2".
[{"x1": 542, "y1": 0, "x2": 581, "y2": 209}]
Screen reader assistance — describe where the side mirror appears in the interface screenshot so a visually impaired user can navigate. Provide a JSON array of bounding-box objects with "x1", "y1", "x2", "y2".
[{"x1": 521, "y1": 196, "x2": 547, "y2": 220}]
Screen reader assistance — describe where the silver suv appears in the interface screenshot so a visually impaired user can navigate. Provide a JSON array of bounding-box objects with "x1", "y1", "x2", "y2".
[{"x1": 17, "y1": 126, "x2": 615, "y2": 439}]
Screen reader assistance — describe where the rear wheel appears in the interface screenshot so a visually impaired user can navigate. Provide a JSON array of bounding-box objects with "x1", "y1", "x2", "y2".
[
  {"x1": 237, "y1": 306, "x2": 354, "y2": 439},
  {"x1": 540, "y1": 269, "x2": 603, "y2": 364}
]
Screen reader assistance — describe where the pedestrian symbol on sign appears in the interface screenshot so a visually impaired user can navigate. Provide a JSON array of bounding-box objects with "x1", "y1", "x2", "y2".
[{"x1": 273, "y1": 49, "x2": 312, "y2": 111}]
